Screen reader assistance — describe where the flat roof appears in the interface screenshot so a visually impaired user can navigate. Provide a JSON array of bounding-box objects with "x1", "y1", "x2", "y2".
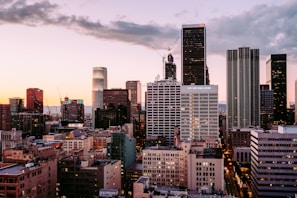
[{"x1": 0, "y1": 164, "x2": 26, "y2": 175}]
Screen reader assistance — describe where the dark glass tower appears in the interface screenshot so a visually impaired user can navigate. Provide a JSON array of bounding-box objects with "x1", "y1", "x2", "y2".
[
  {"x1": 182, "y1": 24, "x2": 209, "y2": 85},
  {"x1": 266, "y1": 54, "x2": 287, "y2": 124}
]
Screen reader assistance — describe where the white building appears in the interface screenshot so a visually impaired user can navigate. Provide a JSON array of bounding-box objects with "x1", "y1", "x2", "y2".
[
  {"x1": 63, "y1": 135, "x2": 94, "y2": 155},
  {"x1": 250, "y1": 126, "x2": 297, "y2": 197},
  {"x1": 92, "y1": 67, "x2": 107, "y2": 127},
  {"x1": 146, "y1": 79, "x2": 181, "y2": 145},
  {"x1": 180, "y1": 85, "x2": 219, "y2": 142}
]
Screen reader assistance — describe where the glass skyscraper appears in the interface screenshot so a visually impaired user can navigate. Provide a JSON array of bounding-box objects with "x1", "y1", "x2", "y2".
[
  {"x1": 266, "y1": 54, "x2": 287, "y2": 124},
  {"x1": 181, "y1": 24, "x2": 209, "y2": 85}
]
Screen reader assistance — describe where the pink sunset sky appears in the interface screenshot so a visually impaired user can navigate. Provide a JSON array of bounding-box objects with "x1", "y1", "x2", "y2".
[{"x1": 0, "y1": 0, "x2": 297, "y2": 106}]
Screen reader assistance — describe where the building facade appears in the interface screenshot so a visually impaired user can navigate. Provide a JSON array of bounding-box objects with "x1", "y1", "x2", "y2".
[
  {"x1": 11, "y1": 112, "x2": 45, "y2": 138},
  {"x1": 92, "y1": 67, "x2": 107, "y2": 127},
  {"x1": 0, "y1": 104, "x2": 11, "y2": 130},
  {"x1": 63, "y1": 135, "x2": 93, "y2": 155},
  {"x1": 227, "y1": 47, "x2": 260, "y2": 130},
  {"x1": 142, "y1": 146, "x2": 187, "y2": 187},
  {"x1": 266, "y1": 54, "x2": 287, "y2": 125},
  {"x1": 58, "y1": 157, "x2": 121, "y2": 197},
  {"x1": 0, "y1": 159, "x2": 57, "y2": 198},
  {"x1": 60, "y1": 97, "x2": 84, "y2": 125},
  {"x1": 26, "y1": 88, "x2": 43, "y2": 113},
  {"x1": 9, "y1": 97, "x2": 24, "y2": 113},
  {"x1": 250, "y1": 126, "x2": 297, "y2": 197},
  {"x1": 107, "y1": 131, "x2": 136, "y2": 194},
  {"x1": 295, "y1": 80, "x2": 297, "y2": 124},
  {"x1": 146, "y1": 80, "x2": 181, "y2": 146},
  {"x1": 165, "y1": 53, "x2": 177, "y2": 80},
  {"x1": 103, "y1": 89, "x2": 131, "y2": 125},
  {"x1": 126, "y1": 80, "x2": 142, "y2": 118},
  {"x1": 180, "y1": 85, "x2": 219, "y2": 142},
  {"x1": 260, "y1": 84, "x2": 274, "y2": 129},
  {"x1": 181, "y1": 24, "x2": 209, "y2": 85},
  {"x1": 187, "y1": 148, "x2": 224, "y2": 192}
]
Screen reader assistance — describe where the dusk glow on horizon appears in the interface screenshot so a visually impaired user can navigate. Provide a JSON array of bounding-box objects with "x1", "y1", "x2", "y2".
[{"x1": 1, "y1": 0, "x2": 297, "y2": 106}]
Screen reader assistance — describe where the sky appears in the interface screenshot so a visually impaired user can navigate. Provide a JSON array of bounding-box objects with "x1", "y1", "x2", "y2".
[{"x1": 0, "y1": 0, "x2": 297, "y2": 106}]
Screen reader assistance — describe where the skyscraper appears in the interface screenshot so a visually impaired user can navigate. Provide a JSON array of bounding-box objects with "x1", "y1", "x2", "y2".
[
  {"x1": 227, "y1": 47, "x2": 260, "y2": 130},
  {"x1": 260, "y1": 84, "x2": 273, "y2": 129},
  {"x1": 126, "y1": 80, "x2": 142, "y2": 116},
  {"x1": 181, "y1": 24, "x2": 209, "y2": 85},
  {"x1": 0, "y1": 104, "x2": 11, "y2": 130},
  {"x1": 266, "y1": 54, "x2": 287, "y2": 125},
  {"x1": 26, "y1": 88, "x2": 43, "y2": 113},
  {"x1": 92, "y1": 67, "x2": 107, "y2": 127},
  {"x1": 146, "y1": 80, "x2": 181, "y2": 145}
]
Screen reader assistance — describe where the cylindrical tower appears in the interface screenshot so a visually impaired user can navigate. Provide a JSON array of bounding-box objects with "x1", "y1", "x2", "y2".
[{"x1": 92, "y1": 67, "x2": 107, "y2": 127}]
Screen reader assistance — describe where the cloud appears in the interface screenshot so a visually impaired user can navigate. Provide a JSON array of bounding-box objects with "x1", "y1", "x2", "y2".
[
  {"x1": 0, "y1": 0, "x2": 179, "y2": 50},
  {"x1": 207, "y1": 1, "x2": 297, "y2": 58},
  {"x1": 0, "y1": 0, "x2": 296, "y2": 59}
]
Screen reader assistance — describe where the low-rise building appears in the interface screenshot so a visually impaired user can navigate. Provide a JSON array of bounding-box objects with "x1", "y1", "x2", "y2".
[{"x1": 0, "y1": 159, "x2": 57, "y2": 198}]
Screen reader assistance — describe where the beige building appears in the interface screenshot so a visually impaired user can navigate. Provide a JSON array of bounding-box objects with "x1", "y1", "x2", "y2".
[
  {"x1": 0, "y1": 129, "x2": 22, "y2": 152},
  {"x1": 63, "y1": 135, "x2": 93, "y2": 154},
  {"x1": 142, "y1": 146, "x2": 187, "y2": 187},
  {"x1": 187, "y1": 151, "x2": 224, "y2": 192}
]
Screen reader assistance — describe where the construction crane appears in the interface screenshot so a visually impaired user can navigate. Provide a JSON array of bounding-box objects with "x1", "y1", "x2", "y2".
[{"x1": 151, "y1": 35, "x2": 179, "y2": 80}]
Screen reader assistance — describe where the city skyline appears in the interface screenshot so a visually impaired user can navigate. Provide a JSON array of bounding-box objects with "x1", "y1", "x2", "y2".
[{"x1": 1, "y1": 0, "x2": 297, "y2": 106}]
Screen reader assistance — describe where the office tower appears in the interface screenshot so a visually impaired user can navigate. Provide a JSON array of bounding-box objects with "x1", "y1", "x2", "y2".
[
  {"x1": 227, "y1": 47, "x2": 260, "y2": 130},
  {"x1": 165, "y1": 53, "x2": 176, "y2": 80},
  {"x1": 92, "y1": 67, "x2": 107, "y2": 127},
  {"x1": 266, "y1": 54, "x2": 287, "y2": 124},
  {"x1": 0, "y1": 104, "x2": 11, "y2": 130},
  {"x1": 126, "y1": 80, "x2": 142, "y2": 116},
  {"x1": 260, "y1": 84, "x2": 273, "y2": 129},
  {"x1": 180, "y1": 85, "x2": 219, "y2": 143},
  {"x1": 107, "y1": 131, "x2": 136, "y2": 195},
  {"x1": 250, "y1": 126, "x2": 297, "y2": 197},
  {"x1": 146, "y1": 80, "x2": 181, "y2": 145},
  {"x1": 182, "y1": 24, "x2": 209, "y2": 85},
  {"x1": 26, "y1": 88, "x2": 43, "y2": 113},
  {"x1": 295, "y1": 80, "x2": 297, "y2": 124},
  {"x1": 9, "y1": 97, "x2": 24, "y2": 113},
  {"x1": 60, "y1": 97, "x2": 84, "y2": 125}
]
